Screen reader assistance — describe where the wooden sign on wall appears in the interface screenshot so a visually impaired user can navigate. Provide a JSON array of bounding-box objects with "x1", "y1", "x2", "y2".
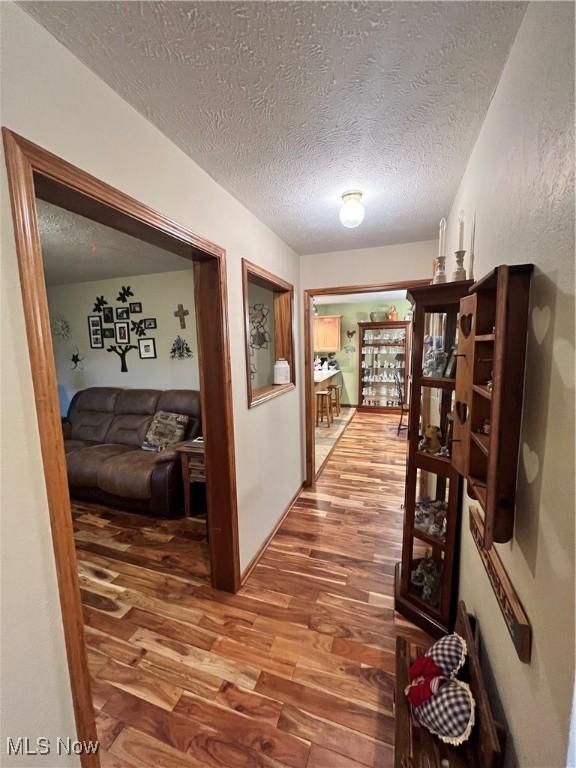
[{"x1": 469, "y1": 506, "x2": 532, "y2": 663}]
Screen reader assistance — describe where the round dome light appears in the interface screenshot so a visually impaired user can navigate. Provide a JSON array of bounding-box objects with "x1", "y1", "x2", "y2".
[{"x1": 339, "y1": 191, "x2": 365, "y2": 228}]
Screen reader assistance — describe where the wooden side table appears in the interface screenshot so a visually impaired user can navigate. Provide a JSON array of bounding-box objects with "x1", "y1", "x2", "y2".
[{"x1": 176, "y1": 439, "x2": 206, "y2": 517}]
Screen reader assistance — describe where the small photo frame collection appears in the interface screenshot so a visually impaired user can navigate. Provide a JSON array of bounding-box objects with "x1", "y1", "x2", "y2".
[
  {"x1": 88, "y1": 315, "x2": 103, "y2": 349},
  {"x1": 86, "y1": 290, "x2": 160, "y2": 362}
]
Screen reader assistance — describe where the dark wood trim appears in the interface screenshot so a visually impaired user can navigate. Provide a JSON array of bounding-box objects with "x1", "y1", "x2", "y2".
[
  {"x1": 193, "y1": 255, "x2": 240, "y2": 591},
  {"x1": 242, "y1": 258, "x2": 295, "y2": 409},
  {"x1": 469, "y1": 507, "x2": 532, "y2": 663},
  {"x1": 304, "y1": 290, "x2": 315, "y2": 486},
  {"x1": 2, "y1": 128, "x2": 242, "y2": 766},
  {"x1": 308, "y1": 278, "x2": 430, "y2": 297},
  {"x1": 240, "y1": 482, "x2": 304, "y2": 584},
  {"x1": 303, "y1": 278, "x2": 427, "y2": 486}
]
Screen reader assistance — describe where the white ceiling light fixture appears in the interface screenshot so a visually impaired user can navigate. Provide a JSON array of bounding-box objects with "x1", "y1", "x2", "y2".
[{"x1": 339, "y1": 191, "x2": 365, "y2": 229}]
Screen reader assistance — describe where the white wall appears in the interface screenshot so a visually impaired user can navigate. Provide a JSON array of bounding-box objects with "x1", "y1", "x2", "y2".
[
  {"x1": 301, "y1": 239, "x2": 437, "y2": 290},
  {"x1": 444, "y1": 4, "x2": 575, "y2": 767},
  {"x1": 0, "y1": 3, "x2": 303, "y2": 761},
  {"x1": 47, "y1": 270, "x2": 200, "y2": 414}
]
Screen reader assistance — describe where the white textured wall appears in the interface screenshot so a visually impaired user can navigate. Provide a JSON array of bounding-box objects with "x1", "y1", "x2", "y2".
[
  {"x1": 444, "y1": 4, "x2": 575, "y2": 767},
  {"x1": 48, "y1": 270, "x2": 200, "y2": 414},
  {"x1": 301, "y1": 239, "x2": 437, "y2": 290},
  {"x1": 0, "y1": 4, "x2": 302, "y2": 761}
]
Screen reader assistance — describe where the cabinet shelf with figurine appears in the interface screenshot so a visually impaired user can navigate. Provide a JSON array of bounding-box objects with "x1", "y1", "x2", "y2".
[
  {"x1": 451, "y1": 264, "x2": 533, "y2": 549},
  {"x1": 395, "y1": 280, "x2": 472, "y2": 636},
  {"x1": 357, "y1": 321, "x2": 410, "y2": 413}
]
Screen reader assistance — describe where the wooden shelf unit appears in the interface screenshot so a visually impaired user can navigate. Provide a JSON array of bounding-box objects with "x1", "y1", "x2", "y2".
[
  {"x1": 451, "y1": 265, "x2": 533, "y2": 548},
  {"x1": 358, "y1": 320, "x2": 410, "y2": 413},
  {"x1": 395, "y1": 281, "x2": 471, "y2": 636}
]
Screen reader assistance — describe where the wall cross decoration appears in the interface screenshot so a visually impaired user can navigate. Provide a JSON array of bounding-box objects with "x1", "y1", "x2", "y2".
[{"x1": 174, "y1": 303, "x2": 190, "y2": 329}]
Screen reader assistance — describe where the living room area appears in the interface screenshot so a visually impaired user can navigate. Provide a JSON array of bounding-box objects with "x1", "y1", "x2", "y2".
[{"x1": 40, "y1": 197, "x2": 212, "y2": 583}]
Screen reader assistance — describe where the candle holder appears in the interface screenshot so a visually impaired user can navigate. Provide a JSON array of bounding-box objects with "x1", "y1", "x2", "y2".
[
  {"x1": 452, "y1": 250, "x2": 467, "y2": 281},
  {"x1": 433, "y1": 255, "x2": 447, "y2": 284}
]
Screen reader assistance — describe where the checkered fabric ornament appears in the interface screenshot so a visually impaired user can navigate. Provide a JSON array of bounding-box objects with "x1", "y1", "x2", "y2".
[
  {"x1": 425, "y1": 632, "x2": 467, "y2": 677},
  {"x1": 413, "y1": 678, "x2": 475, "y2": 745}
]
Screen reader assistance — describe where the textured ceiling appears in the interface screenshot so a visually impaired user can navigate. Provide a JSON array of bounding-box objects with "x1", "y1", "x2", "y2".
[
  {"x1": 37, "y1": 200, "x2": 193, "y2": 285},
  {"x1": 24, "y1": 2, "x2": 526, "y2": 254}
]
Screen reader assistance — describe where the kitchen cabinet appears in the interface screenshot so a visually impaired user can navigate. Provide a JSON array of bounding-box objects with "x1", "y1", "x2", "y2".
[{"x1": 314, "y1": 315, "x2": 341, "y2": 352}]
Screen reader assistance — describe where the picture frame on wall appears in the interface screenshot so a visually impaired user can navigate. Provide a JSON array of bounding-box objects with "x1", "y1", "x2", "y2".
[
  {"x1": 138, "y1": 338, "x2": 157, "y2": 359},
  {"x1": 129, "y1": 302, "x2": 142, "y2": 314},
  {"x1": 114, "y1": 321, "x2": 130, "y2": 344},
  {"x1": 116, "y1": 307, "x2": 130, "y2": 320},
  {"x1": 88, "y1": 315, "x2": 103, "y2": 349},
  {"x1": 143, "y1": 318, "x2": 157, "y2": 330},
  {"x1": 102, "y1": 307, "x2": 114, "y2": 324},
  {"x1": 102, "y1": 328, "x2": 115, "y2": 339}
]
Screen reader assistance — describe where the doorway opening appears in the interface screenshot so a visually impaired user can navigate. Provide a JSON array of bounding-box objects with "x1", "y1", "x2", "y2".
[
  {"x1": 303, "y1": 279, "x2": 429, "y2": 485},
  {"x1": 3, "y1": 129, "x2": 240, "y2": 766}
]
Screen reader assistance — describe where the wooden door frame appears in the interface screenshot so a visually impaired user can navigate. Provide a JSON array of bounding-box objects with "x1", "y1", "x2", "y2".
[
  {"x1": 304, "y1": 279, "x2": 430, "y2": 486},
  {"x1": 2, "y1": 128, "x2": 241, "y2": 767}
]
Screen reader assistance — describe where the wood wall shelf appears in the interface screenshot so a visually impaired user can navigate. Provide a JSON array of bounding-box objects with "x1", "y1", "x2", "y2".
[
  {"x1": 417, "y1": 376, "x2": 456, "y2": 389},
  {"x1": 395, "y1": 281, "x2": 471, "y2": 636},
  {"x1": 471, "y1": 431, "x2": 490, "y2": 455},
  {"x1": 472, "y1": 384, "x2": 492, "y2": 400},
  {"x1": 452, "y1": 265, "x2": 533, "y2": 548},
  {"x1": 469, "y1": 507, "x2": 532, "y2": 663}
]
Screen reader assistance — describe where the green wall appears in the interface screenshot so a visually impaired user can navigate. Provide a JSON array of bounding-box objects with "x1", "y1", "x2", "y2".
[{"x1": 316, "y1": 298, "x2": 412, "y2": 405}]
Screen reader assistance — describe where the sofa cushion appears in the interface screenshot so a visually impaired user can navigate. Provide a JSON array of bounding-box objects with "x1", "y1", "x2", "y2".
[
  {"x1": 158, "y1": 390, "x2": 201, "y2": 437},
  {"x1": 115, "y1": 389, "x2": 161, "y2": 415},
  {"x1": 142, "y1": 411, "x2": 189, "y2": 452},
  {"x1": 69, "y1": 387, "x2": 120, "y2": 442},
  {"x1": 97, "y1": 449, "x2": 166, "y2": 500},
  {"x1": 64, "y1": 439, "x2": 98, "y2": 454},
  {"x1": 105, "y1": 414, "x2": 154, "y2": 447},
  {"x1": 66, "y1": 444, "x2": 133, "y2": 488}
]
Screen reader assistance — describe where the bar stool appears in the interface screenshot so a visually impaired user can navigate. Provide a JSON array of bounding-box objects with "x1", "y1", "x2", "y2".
[
  {"x1": 315, "y1": 390, "x2": 333, "y2": 427},
  {"x1": 327, "y1": 383, "x2": 341, "y2": 417}
]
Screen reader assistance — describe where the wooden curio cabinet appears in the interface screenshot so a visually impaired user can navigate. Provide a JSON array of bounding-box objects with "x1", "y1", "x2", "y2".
[
  {"x1": 358, "y1": 321, "x2": 410, "y2": 413},
  {"x1": 395, "y1": 281, "x2": 472, "y2": 636}
]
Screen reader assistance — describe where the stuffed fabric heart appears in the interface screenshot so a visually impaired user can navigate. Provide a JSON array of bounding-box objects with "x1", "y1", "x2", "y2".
[
  {"x1": 425, "y1": 632, "x2": 467, "y2": 678},
  {"x1": 413, "y1": 678, "x2": 475, "y2": 746}
]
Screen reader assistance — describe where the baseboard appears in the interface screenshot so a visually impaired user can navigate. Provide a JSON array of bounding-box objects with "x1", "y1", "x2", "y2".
[{"x1": 240, "y1": 482, "x2": 304, "y2": 584}]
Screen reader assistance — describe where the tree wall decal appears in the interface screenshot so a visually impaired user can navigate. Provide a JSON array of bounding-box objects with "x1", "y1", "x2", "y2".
[{"x1": 107, "y1": 344, "x2": 137, "y2": 372}]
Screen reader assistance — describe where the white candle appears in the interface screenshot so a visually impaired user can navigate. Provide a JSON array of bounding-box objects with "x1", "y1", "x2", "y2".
[
  {"x1": 438, "y1": 217, "x2": 446, "y2": 259},
  {"x1": 458, "y1": 210, "x2": 465, "y2": 250}
]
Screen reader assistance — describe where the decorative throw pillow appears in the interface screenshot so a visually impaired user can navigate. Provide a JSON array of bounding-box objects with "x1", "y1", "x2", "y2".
[
  {"x1": 413, "y1": 678, "x2": 475, "y2": 745},
  {"x1": 425, "y1": 633, "x2": 467, "y2": 678},
  {"x1": 142, "y1": 411, "x2": 188, "y2": 452}
]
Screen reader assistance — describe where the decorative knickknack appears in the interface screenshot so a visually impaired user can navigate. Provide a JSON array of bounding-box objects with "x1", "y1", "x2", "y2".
[{"x1": 273, "y1": 358, "x2": 290, "y2": 385}]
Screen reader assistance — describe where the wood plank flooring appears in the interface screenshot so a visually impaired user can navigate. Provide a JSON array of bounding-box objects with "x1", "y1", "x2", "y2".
[{"x1": 74, "y1": 412, "x2": 429, "y2": 767}]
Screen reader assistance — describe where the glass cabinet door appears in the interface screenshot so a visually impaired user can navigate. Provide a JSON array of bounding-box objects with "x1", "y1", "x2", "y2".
[{"x1": 361, "y1": 324, "x2": 407, "y2": 407}]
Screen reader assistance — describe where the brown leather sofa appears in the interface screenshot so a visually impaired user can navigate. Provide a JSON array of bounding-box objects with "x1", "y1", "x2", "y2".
[{"x1": 62, "y1": 387, "x2": 201, "y2": 518}]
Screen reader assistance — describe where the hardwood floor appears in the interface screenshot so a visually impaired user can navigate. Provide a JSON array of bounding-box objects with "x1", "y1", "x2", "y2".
[{"x1": 74, "y1": 413, "x2": 429, "y2": 768}]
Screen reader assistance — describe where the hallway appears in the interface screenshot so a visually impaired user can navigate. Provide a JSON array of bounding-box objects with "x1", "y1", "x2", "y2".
[{"x1": 77, "y1": 413, "x2": 429, "y2": 768}]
